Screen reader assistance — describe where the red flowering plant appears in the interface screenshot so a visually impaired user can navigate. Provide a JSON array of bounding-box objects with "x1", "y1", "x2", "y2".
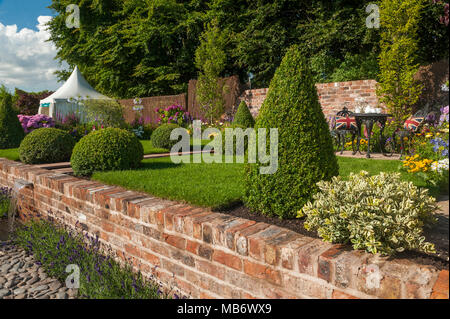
[{"x1": 156, "y1": 104, "x2": 191, "y2": 127}]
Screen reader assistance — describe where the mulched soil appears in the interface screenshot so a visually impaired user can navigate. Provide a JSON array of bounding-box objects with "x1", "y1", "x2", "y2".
[{"x1": 216, "y1": 203, "x2": 449, "y2": 271}]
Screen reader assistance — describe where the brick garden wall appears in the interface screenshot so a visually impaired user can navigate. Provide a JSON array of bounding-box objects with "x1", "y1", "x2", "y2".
[
  {"x1": 239, "y1": 80, "x2": 380, "y2": 119},
  {"x1": 0, "y1": 158, "x2": 448, "y2": 299}
]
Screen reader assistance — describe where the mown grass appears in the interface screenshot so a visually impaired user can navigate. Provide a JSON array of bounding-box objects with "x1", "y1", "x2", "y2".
[
  {"x1": 0, "y1": 139, "x2": 211, "y2": 162},
  {"x1": 14, "y1": 219, "x2": 169, "y2": 299},
  {"x1": 0, "y1": 148, "x2": 19, "y2": 161},
  {"x1": 92, "y1": 155, "x2": 441, "y2": 210}
]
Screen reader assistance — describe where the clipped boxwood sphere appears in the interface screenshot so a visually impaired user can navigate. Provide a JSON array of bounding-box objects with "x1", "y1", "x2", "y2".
[
  {"x1": 19, "y1": 128, "x2": 75, "y2": 164},
  {"x1": 150, "y1": 123, "x2": 181, "y2": 150},
  {"x1": 71, "y1": 128, "x2": 144, "y2": 176},
  {"x1": 233, "y1": 101, "x2": 255, "y2": 128},
  {"x1": 244, "y1": 45, "x2": 339, "y2": 219}
]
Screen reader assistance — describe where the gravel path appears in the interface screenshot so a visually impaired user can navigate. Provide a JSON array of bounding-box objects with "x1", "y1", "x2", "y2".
[{"x1": 0, "y1": 240, "x2": 78, "y2": 299}]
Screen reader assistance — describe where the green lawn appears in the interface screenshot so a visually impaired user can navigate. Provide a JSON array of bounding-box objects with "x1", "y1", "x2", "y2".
[
  {"x1": 0, "y1": 139, "x2": 210, "y2": 161},
  {"x1": 92, "y1": 156, "x2": 440, "y2": 210},
  {"x1": 0, "y1": 148, "x2": 19, "y2": 161}
]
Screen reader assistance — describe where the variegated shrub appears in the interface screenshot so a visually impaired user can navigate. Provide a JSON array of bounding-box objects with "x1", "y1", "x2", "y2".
[{"x1": 297, "y1": 171, "x2": 438, "y2": 255}]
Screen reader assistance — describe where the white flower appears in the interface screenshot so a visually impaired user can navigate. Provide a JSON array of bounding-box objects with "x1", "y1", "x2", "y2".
[{"x1": 431, "y1": 158, "x2": 449, "y2": 173}]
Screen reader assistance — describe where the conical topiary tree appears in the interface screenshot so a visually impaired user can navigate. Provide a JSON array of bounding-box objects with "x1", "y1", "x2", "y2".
[
  {"x1": 0, "y1": 94, "x2": 25, "y2": 149},
  {"x1": 233, "y1": 101, "x2": 255, "y2": 128},
  {"x1": 244, "y1": 45, "x2": 339, "y2": 219}
]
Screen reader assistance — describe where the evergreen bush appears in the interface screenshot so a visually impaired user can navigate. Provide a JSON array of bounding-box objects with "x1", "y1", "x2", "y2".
[{"x1": 244, "y1": 45, "x2": 339, "y2": 219}]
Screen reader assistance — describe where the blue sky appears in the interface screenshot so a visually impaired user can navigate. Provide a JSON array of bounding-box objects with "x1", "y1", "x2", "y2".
[
  {"x1": 0, "y1": 0, "x2": 61, "y2": 92},
  {"x1": 0, "y1": 0, "x2": 54, "y2": 30}
]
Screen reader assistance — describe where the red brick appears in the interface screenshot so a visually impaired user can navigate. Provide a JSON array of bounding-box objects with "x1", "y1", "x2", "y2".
[
  {"x1": 431, "y1": 270, "x2": 449, "y2": 299},
  {"x1": 243, "y1": 260, "x2": 281, "y2": 285},
  {"x1": 186, "y1": 240, "x2": 199, "y2": 255},
  {"x1": 212, "y1": 250, "x2": 242, "y2": 271},
  {"x1": 332, "y1": 290, "x2": 359, "y2": 299},
  {"x1": 264, "y1": 231, "x2": 298, "y2": 266},
  {"x1": 142, "y1": 250, "x2": 161, "y2": 267},
  {"x1": 101, "y1": 220, "x2": 115, "y2": 233},
  {"x1": 196, "y1": 259, "x2": 225, "y2": 280},
  {"x1": 248, "y1": 226, "x2": 284, "y2": 262},
  {"x1": 297, "y1": 239, "x2": 333, "y2": 276},
  {"x1": 164, "y1": 234, "x2": 186, "y2": 250},
  {"x1": 124, "y1": 243, "x2": 140, "y2": 258},
  {"x1": 318, "y1": 244, "x2": 346, "y2": 283}
]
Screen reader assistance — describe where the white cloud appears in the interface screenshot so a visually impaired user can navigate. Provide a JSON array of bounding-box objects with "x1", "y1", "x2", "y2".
[{"x1": 0, "y1": 16, "x2": 65, "y2": 92}]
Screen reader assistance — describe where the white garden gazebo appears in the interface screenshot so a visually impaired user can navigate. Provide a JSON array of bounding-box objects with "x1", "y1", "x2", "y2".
[{"x1": 38, "y1": 66, "x2": 111, "y2": 121}]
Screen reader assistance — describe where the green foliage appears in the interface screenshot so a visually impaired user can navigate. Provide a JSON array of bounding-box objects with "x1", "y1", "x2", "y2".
[
  {"x1": 47, "y1": 1, "x2": 448, "y2": 96},
  {"x1": 0, "y1": 187, "x2": 11, "y2": 218},
  {"x1": 220, "y1": 123, "x2": 249, "y2": 155},
  {"x1": 233, "y1": 101, "x2": 255, "y2": 128},
  {"x1": 0, "y1": 93, "x2": 25, "y2": 149},
  {"x1": 298, "y1": 171, "x2": 438, "y2": 255},
  {"x1": 244, "y1": 46, "x2": 339, "y2": 219},
  {"x1": 83, "y1": 99, "x2": 126, "y2": 128},
  {"x1": 47, "y1": 0, "x2": 207, "y2": 98},
  {"x1": 71, "y1": 128, "x2": 144, "y2": 176},
  {"x1": 377, "y1": 0, "x2": 425, "y2": 125},
  {"x1": 195, "y1": 19, "x2": 228, "y2": 123},
  {"x1": 19, "y1": 128, "x2": 75, "y2": 164},
  {"x1": 296, "y1": 1, "x2": 381, "y2": 83},
  {"x1": 14, "y1": 219, "x2": 165, "y2": 299},
  {"x1": 150, "y1": 123, "x2": 181, "y2": 150}
]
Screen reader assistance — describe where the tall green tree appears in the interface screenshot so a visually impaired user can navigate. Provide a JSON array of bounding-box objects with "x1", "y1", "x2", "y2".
[
  {"x1": 377, "y1": 0, "x2": 425, "y2": 124},
  {"x1": 195, "y1": 19, "x2": 228, "y2": 123},
  {"x1": 46, "y1": 0, "x2": 448, "y2": 97},
  {"x1": 47, "y1": 0, "x2": 207, "y2": 98},
  {"x1": 0, "y1": 94, "x2": 25, "y2": 149}
]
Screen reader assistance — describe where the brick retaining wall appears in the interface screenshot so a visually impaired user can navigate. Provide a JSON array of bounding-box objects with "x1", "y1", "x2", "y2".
[
  {"x1": 239, "y1": 80, "x2": 381, "y2": 119},
  {"x1": 0, "y1": 158, "x2": 447, "y2": 299}
]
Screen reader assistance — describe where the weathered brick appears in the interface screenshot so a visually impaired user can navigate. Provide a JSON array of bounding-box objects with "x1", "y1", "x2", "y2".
[
  {"x1": 332, "y1": 290, "x2": 359, "y2": 299},
  {"x1": 196, "y1": 259, "x2": 225, "y2": 281},
  {"x1": 198, "y1": 244, "x2": 213, "y2": 260},
  {"x1": 297, "y1": 239, "x2": 333, "y2": 277},
  {"x1": 431, "y1": 270, "x2": 449, "y2": 299},
  {"x1": 318, "y1": 244, "x2": 347, "y2": 283},
  {"x1": 243, "y1": 260, "x2": 281, "y2": 285},
  {"x1": 264, "y1": 231, "x2": 298, "y2": 266},
  {"x1": 212, "y1": 250, "x2": 242, "y2": 271},
  {"x1": 124, "y1": 243, "x2": 141, "y2": 258},
  {"x1": 164, "y1": 234, "x2": 186, "y2": 250},
  {"x1": 248, "y1": 226, "x2": 284, "y2": 262},
  {"x1": 186, "y1": 240, "x2": 199, "y2": 255}
]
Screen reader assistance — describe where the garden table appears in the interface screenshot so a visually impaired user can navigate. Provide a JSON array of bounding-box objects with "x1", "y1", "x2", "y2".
[{"x1": 350, "y1": 113, "x2": 393, "y2": 158}]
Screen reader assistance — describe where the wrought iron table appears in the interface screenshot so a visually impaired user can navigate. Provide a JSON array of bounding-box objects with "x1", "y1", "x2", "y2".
[{"x1": 350, "y1": 113, "x2": 393, "y2": 158}]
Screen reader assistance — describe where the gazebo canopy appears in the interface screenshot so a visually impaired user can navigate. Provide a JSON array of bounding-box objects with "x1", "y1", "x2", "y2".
[{"x1": 39, "y1": 66, "x2": 111, "y2": 119}]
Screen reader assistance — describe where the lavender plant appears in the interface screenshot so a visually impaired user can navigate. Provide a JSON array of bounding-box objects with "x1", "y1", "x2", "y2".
[
  {"x1": 0, "y1": 186, "x2": 12, "y2": 218},
  {"x1": 14, "y1": 217, "x2": 167, "y2": 299}
]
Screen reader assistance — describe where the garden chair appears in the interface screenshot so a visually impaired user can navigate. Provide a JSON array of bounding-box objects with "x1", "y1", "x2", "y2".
[
  {"x1": 332, "y1": 106, "x2": 358, "y2": 154},
  {"x1": 388, "y1": 109, "x2": 436, "y2": 159}
]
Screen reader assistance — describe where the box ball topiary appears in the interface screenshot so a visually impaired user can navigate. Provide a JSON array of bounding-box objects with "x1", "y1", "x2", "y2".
[
  {"x1": 150, "y1": 123, "x2": 181, "y2": 150},
  {"x1": 0, "y1": 94, "x2": 25, "y2": 149},
  {"x1": 233, "y1": 101, "x2": 255, "y2": 128},
  {"x1": 244, "y1": 45, "x2": 339, "y2": 219},
  {"x1": 71, "y1": 128, "x2": 144, "y2": 176},
  {"x1": 19, "y1": 128, "x2": 75, "y2": 164}
]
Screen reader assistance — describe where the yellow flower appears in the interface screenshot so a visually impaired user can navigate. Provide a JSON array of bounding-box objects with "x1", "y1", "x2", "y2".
[{"x1": 425, "y1": 133, "x2": 433, "y2": 138}]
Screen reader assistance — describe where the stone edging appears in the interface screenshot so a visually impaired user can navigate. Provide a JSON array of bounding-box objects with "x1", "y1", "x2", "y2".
[{"x1": 0, "y1": 158, "x2": 448, "y2": 299}]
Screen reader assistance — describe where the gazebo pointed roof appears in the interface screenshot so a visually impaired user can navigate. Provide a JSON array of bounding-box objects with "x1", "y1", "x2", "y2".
[{"x1": 41, "y1": 66, "x2": 110, "y2": 103}]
